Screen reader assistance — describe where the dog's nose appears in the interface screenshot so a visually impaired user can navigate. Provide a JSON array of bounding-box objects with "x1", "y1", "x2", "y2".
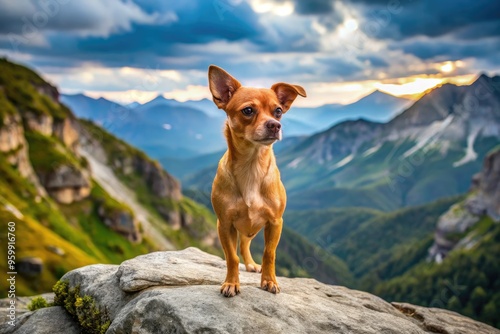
[{"x1": 266, "y1": 120, "x2": 281, "y2": 133}]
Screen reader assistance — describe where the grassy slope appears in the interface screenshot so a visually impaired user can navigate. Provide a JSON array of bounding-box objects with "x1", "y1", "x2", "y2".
[
  {"x1": 80, "y1": 119, "x2": 220, "y2": 255},
  {"x1": 285, "y1": 197, "x2": 459, "y2": 282},
  {"x1": 0, "y1": 59, "x2": 185, "y2": 296},
  {"x1": 374, "y1": 216, "x2": 500, "y2": 328}
]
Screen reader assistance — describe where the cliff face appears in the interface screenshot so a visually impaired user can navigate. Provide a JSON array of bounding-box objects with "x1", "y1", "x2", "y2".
[
  {"x1": 0, "y1": 59, "x2": 220, "y2": 297},
  {"x1": 2, "y1": 248, "x2": 497, "y2": 334},
  {"x1": 429, "y1": 148, "x2": 500, "y2": 261},
  {"x1": 467, "y1": 149, "x2": 500, "y2": 220},
  {"x1": 0, "y1": 113, "x2": 46, "y2": 196}
]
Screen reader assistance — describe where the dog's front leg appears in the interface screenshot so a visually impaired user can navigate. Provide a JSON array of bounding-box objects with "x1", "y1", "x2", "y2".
[
  {"x1": 261, "y1": 218, "x2": 283, "y2": 294},
  {"x1": 218, "y1": 219, "x2": 240, "y2": 297}
]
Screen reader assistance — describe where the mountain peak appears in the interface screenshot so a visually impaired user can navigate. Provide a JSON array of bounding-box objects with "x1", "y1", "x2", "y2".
[
  {"x1": 472, "y1": 73, "x2": 491, "y2": 86},
  {"x1": 151, "y1": 94, "x2": 168, "y2": 101}
]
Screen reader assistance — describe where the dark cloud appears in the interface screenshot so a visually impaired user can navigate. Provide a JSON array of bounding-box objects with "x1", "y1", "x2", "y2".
[
  {"x1": 355, "y1": 0, "x2": 500, "y2": 40},
  {"x1": 0, "y1": 0, "x2": 266, "y2": 70},
  {"x1": 394, "y1": 37, "x2": 500, "y2": 61},
  {"x1": 357, "y1": 55, "x2": 388, "y2": 68},
  {"x1": 294, "y1": 0, "x2": 334, "y2": 15},
  {"x1": 0, "y1": 0, "x2": 498, "y2": 89}
]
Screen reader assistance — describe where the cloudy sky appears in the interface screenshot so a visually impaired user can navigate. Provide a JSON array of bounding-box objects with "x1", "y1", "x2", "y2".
[{"x1": 0, "y1": 0, "x2": 499, "y2": 107}]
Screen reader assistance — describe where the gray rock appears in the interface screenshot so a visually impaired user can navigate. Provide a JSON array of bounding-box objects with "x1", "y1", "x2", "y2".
[
  {"x1": 97, "y1": 205, "x2": 141, "y2": 242},
  {"x1": 24, "y1": 112, "x2": 53, "y2": 136},
  {"x1": 478, "y1": 149, "x2": 500, "y2": 221},
  {"x1": 56, "y1": 248, "x2": 497, "y2": 334},
  {"x1": 52, "y1": 117, "x2": 80, "y2": 154},
  {"x1": 40, "y1": 164, "x2": 91, "y2": 204},
  {"x1": 392, "y1": 303, "x2": 499, "y2": 334},
  {"x1": 429, "y1": 148, "x2": 500, "y2": 261},
  {"x1": 0, "y1": 307, "x2": 80, "y2": 334}
]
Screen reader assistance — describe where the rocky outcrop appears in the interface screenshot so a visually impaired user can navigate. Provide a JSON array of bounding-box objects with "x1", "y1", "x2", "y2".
[
  {"x1": 0, "y1": 114, "x2": 46, "y2": 195},
  {"x1": 78, "y1": 124, "x2": 182, "y2": 201},
  {"x1": 7, "y1": 248, "x2": 496, "y2": 334},
  {"x1": 1, "y1": 306, "x2": 80, "y2": 334},
  {"x1": 37, "y1": 164, "x2": 91, "y2": 204},
  {"x1": 466, "y1": 149, "x2": 500, "y2": 221},
  {"x1": 429, "y1": 149, "x2": 500, "y2": 261},
  {"x1": 137, "y1": 158, "x2": 182, "y2": 200},
  {"x1": 53, "y1": 117, "x2": 80, "y2": 155},
  {"x1": 97, "y1": 205, "x2": 141, "y2": 242},
  {"x1": 24, "y1": 112, "x2": 53, "y2": 136},
  {"x1": 34, "y1": 82, "x2": 59, "y2": 103}
]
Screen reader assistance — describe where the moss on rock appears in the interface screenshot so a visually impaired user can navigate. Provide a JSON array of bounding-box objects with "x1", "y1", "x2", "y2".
[{"x1": 53, "y1": 280, "x2": 111, "y2": 334}]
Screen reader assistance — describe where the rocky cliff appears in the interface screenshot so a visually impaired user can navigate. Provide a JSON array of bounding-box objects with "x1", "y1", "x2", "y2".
[
  {"x1": 429, "y1": 148, "x2": 500, "y2": 262},
  {"x1": 1, "y1": 248, "x2": 497, "y2": 334},
  {"x1": 0, "y1": 58, "x2": 219, "y2": 297}
]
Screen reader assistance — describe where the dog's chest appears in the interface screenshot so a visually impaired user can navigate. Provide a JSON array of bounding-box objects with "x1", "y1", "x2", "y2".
[{"x1": 235, "y1": 172, "x2": 277, "y2": 232}]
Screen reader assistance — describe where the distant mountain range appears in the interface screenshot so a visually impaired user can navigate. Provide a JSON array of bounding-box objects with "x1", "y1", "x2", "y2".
[
  {"x1": 61, "y1": 89, "x2": 408, "y2": 159},
  {"x1": 184, "y1": 74, "x2": 500, "y2": 212},
  {"x1": 0, "y1": 59, "x2": 350, "y2": 295},
  {"x1": 288, "y1": 89, "x2": 410, "y2": 130}
]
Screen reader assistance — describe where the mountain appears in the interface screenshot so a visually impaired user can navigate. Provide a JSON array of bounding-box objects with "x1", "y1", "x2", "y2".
[
  {"x1": 60, "y1": 93, "x2": 129, "y2": 123},
  {"x1": 62, "y1": 93, "x2": 227, "y2": 159},
  {"x1": 125, "y1": 101, "x2": 141, "y2": 109},
  {"x1": 288, "y1": 90, "x2": 410, "y2": 132},
  {"x1": 372, "y1": 148, "x2": 500, "y2": 329},
  {"x1": 277, "y1": 74, "x2": 500, "y2": 211},
  {"x1": 0, "y1": 59, "x2": 353, "y2": 296},
  {"x1": 182, "y1": 97, "x2": 221, "y2": 117},
  {"x1": 281, "y1": 148, "x2": 500, "y2": 328},
  {"x1": 0, "y1": 58, "x2": 221, "y2": 296}
]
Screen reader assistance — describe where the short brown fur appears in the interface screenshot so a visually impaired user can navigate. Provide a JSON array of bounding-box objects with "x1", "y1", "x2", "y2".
[{"x1": 208, "y1": 65, "x2": 306, "y2": 297}]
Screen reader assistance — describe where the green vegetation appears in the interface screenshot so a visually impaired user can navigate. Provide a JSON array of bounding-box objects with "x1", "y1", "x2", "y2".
[
  {"x1": 27, "y1": 296, "x2": 51, "y2": 311},
  {"x1": 56, "y1": 182, "x2": 154, "y2": 264},
  {"x1": 79, "y1": 119, "x2": 150, "y2": 164},
  {"x1": 25, "y1": 130, "x2": 83, "y2": 173},
  {"x1": 0, "y1": 58, "x2": 70, "y2": 120},
  {"x1": 53, "y1": 280, "x2": 110, "y2": 334},
  {"x1": 0, "y1": 88, "x2": 18, "y2": 125},
  {"x1": 374, "y1": 216, "x2": 500, "y2": 328},
  {"x1": 282, "y1": 136, "x2": 499, "y2": 211},
  {"x1": 80, "y1": 119, "x2": 220, "y2": 254},
  {"x1": 0, "y1": 59, "x2": 184, "y2": 296},
  {"x1": 285, "y1": 196, "x2": 459, "y2": 279}
]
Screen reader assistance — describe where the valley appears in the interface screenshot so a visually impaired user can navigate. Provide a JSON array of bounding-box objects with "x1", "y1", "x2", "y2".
[{"x1": 1, "y1": 58, "x2": 499, "y2": 329}]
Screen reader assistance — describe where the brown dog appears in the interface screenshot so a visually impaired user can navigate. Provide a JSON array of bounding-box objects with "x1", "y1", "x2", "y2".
[{"x1": 208, "y1": 65, "x2": 306, "y2": 297}]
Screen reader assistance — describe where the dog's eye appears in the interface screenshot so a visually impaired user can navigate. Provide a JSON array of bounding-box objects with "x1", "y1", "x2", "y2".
[
  {"x1": 275, "y1": 107, "x2": 283, "y2": 118},
  {"x1": 241, "y1": 107, "x2": 254, "y2": 116}
]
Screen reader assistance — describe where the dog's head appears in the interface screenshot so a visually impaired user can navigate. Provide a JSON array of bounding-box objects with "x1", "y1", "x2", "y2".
[{"x1": 208, "y1": 65, "x2": 306, "y2": 146}]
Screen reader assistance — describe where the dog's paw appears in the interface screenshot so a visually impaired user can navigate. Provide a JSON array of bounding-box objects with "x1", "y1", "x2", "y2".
[
  {"x1": 245, "y1": 263, "x2": 262, "y2": 273},
  {"x1": 220, "y1": 282, "x2": 240, "y2": 297},
  {"x1": 261, "y1": 279, "x2": 280, "y2": 294}
]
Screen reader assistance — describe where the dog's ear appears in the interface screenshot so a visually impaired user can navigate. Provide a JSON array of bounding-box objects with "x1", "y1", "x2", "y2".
[
  {"x1": 271, "y1": 83, "x2": 307, "y2": 112},
  {"x1": 208, "y1": 65, "x2": 241, "y2": 109}
]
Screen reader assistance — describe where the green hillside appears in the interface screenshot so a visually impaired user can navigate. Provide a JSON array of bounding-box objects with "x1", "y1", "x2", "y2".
[
  {"x1": 374, "y1": 216, "x2": 500, "y2": 328},
  {"x1": 0, "y1": 59, "x2": 217, "y2": 296},
  {"x1": 283, "y1": 137, "x2": 498, "y2": 212},
  {"x1": 285, "y1": 197, "x2": 459, "y2": 279}
]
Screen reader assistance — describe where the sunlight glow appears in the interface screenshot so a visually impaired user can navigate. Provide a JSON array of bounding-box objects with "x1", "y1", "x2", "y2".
[
  {"x1": 440, "y1": 61, "x2": 454, "y2": 73},
  {"x1": 375, "y1": 78, "x2": 445, "y2": 97},
  {"x1": 338, "y1": 18, "x2": 359, "y2": 37},
  {"x1": 345, "y1": 19, "x2": 358, "y2": 32},
  {"x1": 250, "y1": 0, "x2": 294, "y2": 16}
]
